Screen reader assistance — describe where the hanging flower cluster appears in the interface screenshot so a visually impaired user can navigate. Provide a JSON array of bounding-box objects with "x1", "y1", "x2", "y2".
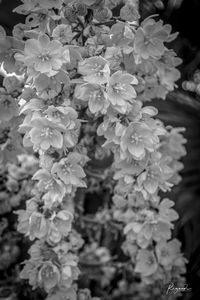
[{"x1": 0, "y1": 0, "x2": 188, "y2": 299}]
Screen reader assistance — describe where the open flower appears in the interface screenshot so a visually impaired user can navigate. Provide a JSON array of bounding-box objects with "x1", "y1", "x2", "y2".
[
  {"x1": 78, "y1": 56, "x2": 110, "y2": 84},
  {"x1": 29, "y1": 118, "x2": 64, "y2": 151},
  {"x1": 155, "y1": 239, "x2": 181, "y2": 268},
  {"x1": 38, "y1": 262, "x2": 61, "y2": 292},
  {"x1": 44, "y1": 105, "x2": 78, "y2": 129},
  {"x1": 135, "y1": 249, "x2": 158, "y2": 276},
  {"x1": 33, "y1": 169, "x2": 66, "y2": 204},
  {"x1": 75, "y1": 83, "x2": 109, "y2": 114},
  {"x1": 137, "y1": 164, "x2": 162, "y2": 194},
  {"x1": 29, "y1": 212, "x2": 48, "y2": 241},
  {"x1": 52, "y1": 24, "x2": 74, "y2": 44},
  {"x1": 107, "y1": 71, "x2": 138, "y2": 108},
  {"x1": 120, "y1": 122, "x2": 159, "y2": 160},
  {"x1": 15, "y1": 34, "x2": 70, "y2": 77},
  {"x1": 158, "y1": 198, "x2": 179, "y2": 223},
  {"x1": 134, "y1": 18, "x2": 177, "y2": 60},
  {"x1": 51, "y1": 153, "x2": 86, "y2": 189},
  {"x1": 53, "y1": 210, "x2": 73, "y2": 237}
]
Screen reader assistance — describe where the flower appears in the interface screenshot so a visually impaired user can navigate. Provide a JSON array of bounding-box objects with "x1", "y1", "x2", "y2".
[
  {"x1": 51, "y1": 152, "x2": 86, "y2": 189},
  {"x1": 75, "y1": 83, "x2": 109, "y2": 114},
  {"x1": 158, "y1": 198, "x2": 179, "y2": 223},
  {"x1": 134, "y1": 18, "x2": 177, "y2": 60},
  {"x1": 33, "y1": 169, "x2": 66, "y2": 204},
  {"x1": 0, "y1": 94, "x2": 18, "y2": 121},
  {"x1": 29, "y1": 118, "x2": 64, "y2": 151},
  {"x1": 107, "y1": 71, "x2": 138, "y2": 110},
  {"x1": 120, "y1": 2, "x2": 140, "y2": 22},
  {"x1": 53, "y1": 210, "x2": 74, "y2": 237},
  {"x1": 120, "y1": 122, "x2": 159, "y2": 160},
  {"x1": 29, "y1": 212, "x2": 48, "y2": 241},
  {"x1": 38, "y1": 262, "x2": 61, "y2": 292},
  {"x1": 15, "y1": 34, "x2": 70, "y2": 77},
  {"x1": 155, "y1": 239, "x2": 181, "y2": 268},
  {"x1": 34, "y1": 74, "x2": 62, "y2": 99},
  {"x1": 137, "y1": 164, "x2": 162, "y2": 194},
  {"x1": 135, "y1": 249, "x2": 158, "y2": 276},
  {"x1": 44, "y1": 105, "x2": 78, "y2": 129},
  {"x1": 78, "y1": 56, "x2": 110, "y2": 84},
  {"x1": 52, "y1": 24, "x2": 74, "y2": 44}
]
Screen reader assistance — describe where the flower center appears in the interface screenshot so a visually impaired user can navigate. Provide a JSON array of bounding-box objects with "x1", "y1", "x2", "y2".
[
  {"x1": 3, "y1": 99, "x2": 12, "y2": 108},
  {"x1": 113, "y1": 83, "x2": 125, "y2": 93},
  {"x1": 40, "y1": 127, "x2": 53, "y2": 137},
  {"x1": 38, "y1": 53, "x2": 51, "y2": 62},
  {"x1": 130, "y1": 133, "x2": 142, "y2": 144},
  {"x1": 161, "y1": 249, "x2": 169, "y2": 257},
  {"x1": 41, "y1": 266, "x2": 55, "y2": 279},
  {"x1": 146, "y1": 256, "x2": 154, "y2": 266}
]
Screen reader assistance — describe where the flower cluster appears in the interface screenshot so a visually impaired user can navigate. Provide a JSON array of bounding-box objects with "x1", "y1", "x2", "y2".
[{"x1": 0, "y1": 0, "x2": 188, "y2": 299}]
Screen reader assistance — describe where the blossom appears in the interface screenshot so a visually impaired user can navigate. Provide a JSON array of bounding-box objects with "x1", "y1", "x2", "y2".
[
  {"x1": 44, "y1": 105, "x2": 78, "y2": 129},
  {"x1": 0, "y1": 94, "x2": 18, "y2": 122},
  {"x1": 137, "y1": 164, "x2": 162, "y2": 194},
  {"x1": 52, "y1": 24, "x2": 74, "y2": 44},
  {"x1": 34, "y1": 74, "x2": 62, "y2": 99},
  {"x1": 29, "y1": 212, "x2": 48, "y2": 241},
  {"x1": 78, "y1": 56, "x2": 110, "y2": 84},
  {"x1": 38, "y1": 262, "x2": 61, "y2": 292},
  {"x1": 134, "y1": 18, "x2": 178, "y2": 60},
  {"x1": 155, "y1": 239, "x2": 181, "y2": 268},
  {"x1": 75, "y1": 83, "x2": 109, "y2": 114},
  {"x1": 53, "y1": 210, "x2": 74, "y2": 237},
  {"x1": 158, "y1": 198, "x2": 179, "y2": 223},
  {"x1": 107, "y1": 71, "x2": 138, "y2": 110},
  {"x1": 33, "y1": 169, "x2": 66, "y2": 204},
  {"x1": 51, "y1": 153, "x2": 86, "y2": 189},
  {"x1": 29, "y1": 118, "x2": 64, "y2": 151},
  {"x1": 135, "y1": 249, "x2": 158, "y2": 276},
  {"x1": 120, "y1": 2, "x2": 140, "y2": 22},
  {"x1": 120, "y1": 122, "x2": 159, "y2": 160},
  {"x1": 15, "y1": 34, "x2": 70, "y2": 77}
]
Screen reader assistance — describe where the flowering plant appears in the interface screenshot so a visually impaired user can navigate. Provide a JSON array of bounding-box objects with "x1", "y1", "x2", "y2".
[{"x1": 0, "y1": 0, "x2": 188, "y2": 299}]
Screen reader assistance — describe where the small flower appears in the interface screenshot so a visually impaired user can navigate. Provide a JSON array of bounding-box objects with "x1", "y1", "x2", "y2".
[
  {"x1": 53, "y1": 210, "x2": 74, "y2": 237},
  {"x1": 33, "y1": 169, "x2": 66, "y2": 203},
  {"x1": 107, "y1": 71, "x2": 138, "y2": 108},
  {"x1": 44, "y1": 105, "x2": 78, "y2": 129},
  {"x1": 51, "y1": 152, "x2": 86, "y2": 189},
  {"x1": 135, "y1": 249, "x2": 158, "y2": 276},
  {"x1": 158, "y1": 198, "x2": 179, "y2": 223},
  {"x1": 29, "y1": 118, "x2": 64, "y2": 151},
  {"x1": 75, "y1": 83, "x2": 109, "y2": 114},
  {"x1": 78, "y1": 56, "x2": 110, "y2": 84},
  {"x1": 52, "y1": 24, "x2": 74, "y2": 44},
  {"x1": 93, "y1": 7, "x2": 112, "y2": 22},
  {"x1": 38, "y1": 262, "x2": 61, "y2": 292},
  {"x1": 29, "y1": 212, "x2": 48, "y2": 241},
  {"x1": 137, "y1": 164, "x2": 162, "y2": 194},
  {"x1": 34, "y1": 74, "x2": 62, "y2": 99},
  {"x1": 120, "y1": 122, "x2": 159, "y2": 160},
  {"x1": 120, "y1": 3, "x2": 140, "y2": 22},
  {"x1": 0, "y1": 94, "x2": 18, "y2": 121},
  {"x1": 15, "y1": 34, "x2": 70, "y2": 77},
  {"x1": 134, "y1": 18, "x2": 177, "y2": 60},
  {"x1": 155, "y1": 239, "x2": 181, "y2": 267}
]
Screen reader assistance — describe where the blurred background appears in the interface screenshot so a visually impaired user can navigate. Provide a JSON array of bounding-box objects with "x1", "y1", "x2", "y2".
[{"x1": 0, "y1": 0, "x2": 200, "y2": 299}]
